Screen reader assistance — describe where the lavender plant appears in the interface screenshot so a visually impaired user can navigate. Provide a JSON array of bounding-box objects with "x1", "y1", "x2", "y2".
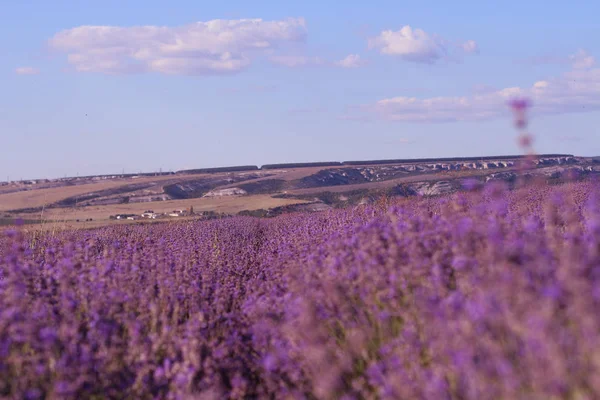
[{"x1": 0, "y1": 178, "x2": 599, "y2": 399}]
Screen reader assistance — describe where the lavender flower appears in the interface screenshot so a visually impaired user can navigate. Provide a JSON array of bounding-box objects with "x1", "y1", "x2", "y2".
[{"x1": 0, "y1": 180, "x2": 599, "y2": 398}]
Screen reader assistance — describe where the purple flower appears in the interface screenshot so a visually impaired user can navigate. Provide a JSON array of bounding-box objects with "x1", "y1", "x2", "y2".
[
  {"x1": 24, "y1": 389, "x2": 42, "y2": 400},
  {"x1": 39, "y1": 327, "x2": 57, "y2": 343},
  {"x1": 462, "y1": 178, "x2": 481, "y2": 191},
  {"x1": 542, "y1": 284, "x2": 562, "y2": 300},
  {"x1": 263, "y1": 353, "x2": 278, "y2": 372},
  {"x1": 508, "y1": 97, "x2": 531, "y2": 112},
  {"x1": 0, "y1": 179, "x2": 597, "y2": 398}
]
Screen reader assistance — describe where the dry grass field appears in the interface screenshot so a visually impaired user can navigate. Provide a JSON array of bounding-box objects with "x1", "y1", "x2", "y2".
[
  {"x1": 0, "y1": 168, "x2": 315, "y2": 213},
  {"x1": 0, "y1": 174, "x2": 212, "y2": 212},
  {"x1": 2, "y1": 158, "x2": 593, "y2": 230},
  {"x1": 12, "y1": 194, "x2": 309, "y2": 224},
  {"x1": 0, "y1": 168, "x2": 326, "y2": 231}
]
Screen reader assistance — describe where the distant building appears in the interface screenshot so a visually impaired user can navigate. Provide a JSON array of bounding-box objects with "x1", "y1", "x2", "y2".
[
  {"x1": 141, "y1": 210, "x2": 157, "y2": 218},
  {"x1": 114, "y1": 213, "x2": 138, "y2": 220}
]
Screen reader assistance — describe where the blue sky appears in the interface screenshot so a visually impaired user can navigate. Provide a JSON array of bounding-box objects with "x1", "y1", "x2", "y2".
[{"x1": 1, "y1": 0, "x2": 599, "y2": 179}]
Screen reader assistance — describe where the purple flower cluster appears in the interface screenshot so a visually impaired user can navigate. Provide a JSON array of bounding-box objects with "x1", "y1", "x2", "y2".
[{"x1": 1, "y1": 180, "x2": 600, "y2": 399}]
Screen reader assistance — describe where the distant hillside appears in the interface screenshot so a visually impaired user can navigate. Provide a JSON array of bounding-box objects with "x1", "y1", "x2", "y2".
[{"x1": 1, "y1": 154, "x2": 597, "y2": 227}]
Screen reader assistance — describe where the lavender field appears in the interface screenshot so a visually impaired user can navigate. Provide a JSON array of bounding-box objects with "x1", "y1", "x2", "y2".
[{"x1": 1, "y1": 179, "x2": 600, "y2": 399}]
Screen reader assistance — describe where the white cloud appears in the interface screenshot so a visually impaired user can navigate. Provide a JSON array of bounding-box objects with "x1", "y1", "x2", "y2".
[
  {"x1": 48, "y1": 18, "x2": 307, "y2": 75},
  {"x1": 524, "y1": 49, "x2": 595, "y2": 69},
  {"x1": 368, "y1": 25, "x2": 477, "y2": 64},
  {"x1": 335, "y1": 54, "x2": 363, "y2": 68},
  {"x1": 348, "y1": 51, "x2": 600, "y2": 123},
  {"x1": 15, "y1": 66, "x2": 40, "y2": 75},
  {"x1": 462, "y1": 40, "x2": 479, "y2": 54},
  {"x1": 569, "y1": 49, "x2": 595, "y2": 69}
]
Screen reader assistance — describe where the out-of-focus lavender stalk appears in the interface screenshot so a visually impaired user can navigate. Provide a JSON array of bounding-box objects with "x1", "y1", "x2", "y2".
[
  {"x1": 509, "y1": 98, "x2": 534, "y2": 154},
  {"x1": 508, "y1": 98, "x2": 538, "y2": 187}
]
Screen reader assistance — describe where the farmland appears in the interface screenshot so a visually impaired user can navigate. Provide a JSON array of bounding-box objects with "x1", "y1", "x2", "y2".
[
  {"x1": 1, "y1": 155, "x2": 598, "y2": 228},
  {"x1": 1, "y1": 179, "x2": 599, "y2": 398}
]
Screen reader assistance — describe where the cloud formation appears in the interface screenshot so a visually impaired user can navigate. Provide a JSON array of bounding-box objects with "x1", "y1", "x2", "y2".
[
  {"x1": 570, "y1": 49, "x2": 595, "y2": 69},
  {"x1": 349, "y1": 51, "x2": 600, "y2": 123},
  {"x1": 48, "y1": 18, "x2": 307, "y2": 75},
  {"x1": 15, "y1": 67, "x2": 40, "y2": 75},
  {"x1": 368, "y1": 25, "x2": 477, "y2": 63},
  {"x1": 335, "y1": 54, "x2": 363, "y2": 68},
  {"x1": 524, "y1": 49, "x2": 595, "y2": 68},
  {"x1": 461, "y1": 40, "x2": 479, "y2": 54}
]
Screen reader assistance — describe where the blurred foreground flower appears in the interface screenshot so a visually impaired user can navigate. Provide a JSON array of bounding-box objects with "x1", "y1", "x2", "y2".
[{"x1": 508, "y1": 97, "x2": 533, "y2": 152}]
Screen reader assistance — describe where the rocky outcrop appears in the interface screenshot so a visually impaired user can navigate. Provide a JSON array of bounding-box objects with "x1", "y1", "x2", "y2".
[
  {"x1": 203, "y1": 188, "x2": 247, "y2": 197},
  {"x1": 407, "y1": 181, "x2": 454, "y2": 196}
]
